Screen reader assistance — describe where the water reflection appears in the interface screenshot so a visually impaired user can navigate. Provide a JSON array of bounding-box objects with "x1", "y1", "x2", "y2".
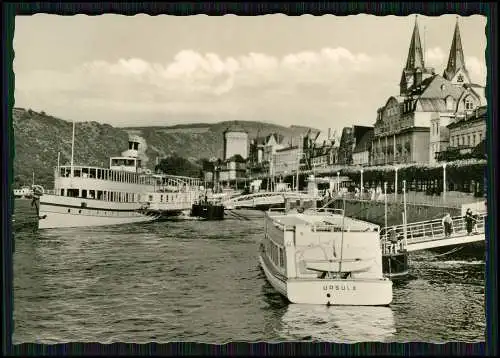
[{"x1": 278, "y1": 304, "x2": 396, "y2": 342}]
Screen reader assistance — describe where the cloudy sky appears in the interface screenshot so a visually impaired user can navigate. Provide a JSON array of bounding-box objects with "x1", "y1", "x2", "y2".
[{"x1": 14, "y1": 14, "x2": 487, "y2": 134}]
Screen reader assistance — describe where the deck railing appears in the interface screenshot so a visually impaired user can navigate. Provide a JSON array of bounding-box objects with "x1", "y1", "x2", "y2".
[
  {"x1": 267, "y1": 208, "x2": 379, "y2": 233},
  {"x1": 380, "y1": 212, "x2": 487, "y2": 253}
]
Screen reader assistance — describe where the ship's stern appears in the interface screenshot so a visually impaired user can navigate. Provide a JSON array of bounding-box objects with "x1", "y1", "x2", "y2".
[{"x1": 286, "y1": 278, "x2": 393, "y2": 306}]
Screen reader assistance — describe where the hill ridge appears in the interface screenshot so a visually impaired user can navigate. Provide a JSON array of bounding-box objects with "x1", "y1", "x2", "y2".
[{"x1": 12, "y1": 108, "x2": 319, "y2": 187}]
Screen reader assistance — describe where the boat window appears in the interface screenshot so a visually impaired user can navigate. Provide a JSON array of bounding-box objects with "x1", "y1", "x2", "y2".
[
  {"x1": 88, "y1": 190, "x2": 95, "y2": 199},
  {"x1": 149, "y1": 195, "x2": 153, "y2": 202},
  {"x1": 74, "y1": 168, "x2": 81, "y2": 177},
  {"x1": 67, "y1": 189, "x2": 79, "y2": 197},
  {"x1": 97, "y1": 191, "x2": 103, "y2": 200},
  {"x1": 60, "y1": 189, "x2": 64, "y2": 196},
  {"x1": 161, "y1": 195, "x2": 164, "y2": 202},
  {"x1": 82, "y1": 167, "x2": 89, "y2": 178},
  {"x1": 279, "y1": 248, "x2": 285, "y2": 268},
  {"x1": 90, "y1": 168, "x2": 96, "y2": 178}
]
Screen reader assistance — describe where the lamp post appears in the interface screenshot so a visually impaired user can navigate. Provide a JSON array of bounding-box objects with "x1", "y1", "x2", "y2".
[
  {"x1": 360, "y1": 168, "x2": 364, "y2": 197},
  {"x1": 443, "y1": 163, "x2": 447, "y2": 203},
  {"x1": 296, "y1": 151, "x2": 301, "y2": 193},
  {"x1": 384, "y1": 182, "x2": 388, "y2": 231},
  {"x1": 394, "y1": 166, "x2": 399, "y2": 202}
]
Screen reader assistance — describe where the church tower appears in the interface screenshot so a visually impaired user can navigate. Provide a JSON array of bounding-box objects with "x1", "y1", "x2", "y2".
[
  {"x1": 443, "y1": 17, "x2": 471, "y2": 85},
  {"x1": 400, "y1": 16, "x2": 434, "y2": 96}
]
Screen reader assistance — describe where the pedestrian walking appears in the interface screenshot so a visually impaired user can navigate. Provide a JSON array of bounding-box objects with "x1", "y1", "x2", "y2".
[
  {"x1": 442, "y1": 213, "x2": 453, "y2": 237},
  {"x1": 389, "y1": 227, "x2": 398, "y2": 254},
  {"x1": 465, "y1": 208, "x2": 474, "y2": 235},
  {"x1": 472, "y1": 211, "x2": 479, "y2": 234}
]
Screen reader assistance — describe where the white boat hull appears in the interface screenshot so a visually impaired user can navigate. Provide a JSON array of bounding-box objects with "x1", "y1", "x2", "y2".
[
  {"x1": 286, "y1": 277, "x2": 392, "y2": 306},
  {"x1": 38, "y1": 195, "x2": 159, "y2": 229},
  {"x1": 38, "y1": 210, "x2": 158, "y2": 229},
  {"x1": 259, "y1": 254, "x2": 392, "y2": 306}
]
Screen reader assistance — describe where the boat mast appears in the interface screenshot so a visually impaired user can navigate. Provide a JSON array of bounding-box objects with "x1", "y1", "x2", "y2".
[
  {"x1": 32, "y1": 170, "x2": 35, "y2": 186},
  {"x1": 338, "y1": 196, "x2": 347, "y2": 276},
  {"x1": 70, "y1": 120, "x2": 75, "y2": 177}
]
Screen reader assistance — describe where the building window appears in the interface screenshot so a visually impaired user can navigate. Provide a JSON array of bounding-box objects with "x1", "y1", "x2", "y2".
[
  {"x1": 465, "y1": 96, "x2": 474, "y2": 110},
  {"x1": 472, "y1": 134, "x2": 476, "y2": 146},
  {"x1": 467, "y1": 135, "x2": 471, "y2": 146},
  {"x1": 451, "y1": 137, "x2": 455, "y2": 147},
  {"x1": 446, "y1": 96, "x2": 455, "y2": 111},
  {"x1": 457, "y1": 74, "x2": 464, "y2": 83},
  {"x1": 461, "y1": 135, "x2": 465, "y2": 146},
  {"x1": 479, "y1": 133, "x2": 483, "y2": 142}
]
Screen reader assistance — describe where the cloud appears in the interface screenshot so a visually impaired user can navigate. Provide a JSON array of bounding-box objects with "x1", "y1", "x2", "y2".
[
  {"x1": 425, "y1": 47, "x2": 446, "y2": 67},
  {"x1": 425, "y1": 47, "x2": 486, "y2": 85},
  {"x1": 15, "y1": 48, "x2": 399, "y2": 131},
  {"x1": 465, "y1": 56, "x2": 487, "y2": 85},
  {"x1": 14, "y1": 45, "x2": 485, "y2": 132}
]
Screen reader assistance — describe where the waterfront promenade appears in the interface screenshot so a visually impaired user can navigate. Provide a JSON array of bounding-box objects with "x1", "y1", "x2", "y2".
[{"x1": 327, "y1": 190, "x2": 485, "y2": 210}]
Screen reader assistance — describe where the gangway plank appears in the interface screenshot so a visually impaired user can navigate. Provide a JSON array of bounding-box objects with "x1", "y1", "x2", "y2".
[
  {"x1": 381, "y1": 212, "x2": 487, "y2": 253},
  {"x1": 405, "y1": 233, "x2": 485, "y2": 252}
]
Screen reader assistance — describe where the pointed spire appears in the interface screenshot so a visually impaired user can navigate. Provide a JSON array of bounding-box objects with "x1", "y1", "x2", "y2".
[
  {"x1": 405, "y1": 15, "x2": 425, "y2": 70},
  {"x1": 443, "y1": 17, "x2": 469, "y2": 81}
]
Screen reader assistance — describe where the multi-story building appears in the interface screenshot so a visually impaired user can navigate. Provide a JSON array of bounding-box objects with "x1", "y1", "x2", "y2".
[
  {"x1": 223, "y1": 124, "x2": 249, "y2": 160},
  {"x1": 448, "y1": 106, "x2": 486, "y2": 150},
  {"x1": 372, "y1": 17, "x2": 486, "y2": 165},
  {"x1": 218, "y1": 155, "x2": 247, "y2": 182},
  {"x1": 248, "y1": 133, "x2": 285, "y2": 176},
  {"x1": 338, "y1": 125, "x2": 373, "y2": 165},
  {"x1": 308, "y1": 129, "x2": 338, "y2": 169},
  {"x1": 352, "y1": 128, "x2": 374, "y2": 166},
  {"x1": 272, "y1": 146, "x2": 302, "y2": 178},
  {"x1": 435, "y1": 105, "x2": 487, "y2": 162}
]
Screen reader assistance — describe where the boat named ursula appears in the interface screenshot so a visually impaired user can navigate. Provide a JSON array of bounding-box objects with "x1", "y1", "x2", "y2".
[
  {"x1": 259, "y1": 201, "x2": 393, "y2": 306},
  {"x1": 36, "y1": 129, "x2": 202, "y2": 230}
]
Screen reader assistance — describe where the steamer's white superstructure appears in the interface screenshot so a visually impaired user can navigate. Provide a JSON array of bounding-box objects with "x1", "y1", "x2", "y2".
[
  {"x1": 260, "y1": 204, "x2": 393, "y2": 306},
  {"x1": 36, "y1": 132, "x2": 201, "y2": 230}
]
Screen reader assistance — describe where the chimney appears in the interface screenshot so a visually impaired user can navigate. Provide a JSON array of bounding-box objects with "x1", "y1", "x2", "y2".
[{"x1": 328, "y1": 128, "x2": 331, "y2": 139}]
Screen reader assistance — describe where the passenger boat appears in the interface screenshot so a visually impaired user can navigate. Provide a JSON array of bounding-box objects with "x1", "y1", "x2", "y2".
[
  {"x1": 259, "y1": 201, "x2": 393, "y2": 306},
  {"x1": 35, "y1": 122, "x2": 201, "y2": 230},
  {"x1": 13, "y1": 186, "x2": 33, "y2": 199}
]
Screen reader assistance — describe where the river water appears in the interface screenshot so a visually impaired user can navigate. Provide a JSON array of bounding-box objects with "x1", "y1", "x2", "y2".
[{"x1": 12, "y1": 200, "x2": 485, "y2": 343}]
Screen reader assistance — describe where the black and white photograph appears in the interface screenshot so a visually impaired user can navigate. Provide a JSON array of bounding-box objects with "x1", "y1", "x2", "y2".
[{"x1": 11, "y1": 13, "x2": 487, "y2": 344}]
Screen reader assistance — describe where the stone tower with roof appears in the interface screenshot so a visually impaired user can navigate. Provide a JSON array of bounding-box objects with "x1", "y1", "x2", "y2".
[
  {"x1": 443, "y1": 17, "x2": 472, "y2": 86},
  {"x1": 223, "y1": 124, "x2": 249, "y2": 160},
  {"x1": 399, "y1": 16, "x2": 435, "y2": 96}
]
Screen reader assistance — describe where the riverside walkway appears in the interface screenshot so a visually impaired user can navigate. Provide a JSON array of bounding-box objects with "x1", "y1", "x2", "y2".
[{"x1": 327, "y1": 190, "x2": 485, "y2": 210}]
